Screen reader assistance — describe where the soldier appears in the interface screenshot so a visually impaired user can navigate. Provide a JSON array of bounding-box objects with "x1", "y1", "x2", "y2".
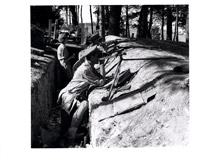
[
  {"x1": 57, "y1": 33, "x2": 75, "y2": 84},
  {"x1": 56, "y1": 45, "x2": 105, "y2": 147}
]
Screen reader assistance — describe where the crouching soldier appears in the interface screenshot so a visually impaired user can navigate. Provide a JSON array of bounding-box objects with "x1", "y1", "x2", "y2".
[{"x1": 56, "y1": 45, "x2": 105, "y2": 147}]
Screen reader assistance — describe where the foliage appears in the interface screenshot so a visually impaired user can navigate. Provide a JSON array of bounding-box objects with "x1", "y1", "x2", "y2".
[
  {"x1": 176, "y1": 5, "x2": 188, "y2": 28},
  {"x1": 151, "y1": 26, "x2": 161, "y2": 40},
  {"x1": 31, "y1": 6, "x2": 63, "y2": 29},
  {"x1": 93, "y1": 5, "x2": 110, "y2": 31},
  {"x1": 126, "y1": 5, "x2": 141, "y2": 29},
  {"x1": 30, "y1": 5, "x2": 188, "y2": 42}
]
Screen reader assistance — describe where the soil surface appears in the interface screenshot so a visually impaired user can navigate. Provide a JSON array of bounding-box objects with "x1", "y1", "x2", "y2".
[{"x1": 88, "y1": 36, "x2": 189, "y2": 147}]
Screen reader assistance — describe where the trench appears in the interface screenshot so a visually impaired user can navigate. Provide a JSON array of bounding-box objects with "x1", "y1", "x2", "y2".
[{"x1": 31, "y1": 45, "x2": 88, "y2": 148}]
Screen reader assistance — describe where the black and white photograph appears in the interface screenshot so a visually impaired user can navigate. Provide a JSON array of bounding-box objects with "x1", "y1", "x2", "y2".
[
  {"x1": 2, "y1": 0, "x2": 220, "y2": 154},
  {"x1": 30, "y1": 5, "x2": 189, "y2": 148}
]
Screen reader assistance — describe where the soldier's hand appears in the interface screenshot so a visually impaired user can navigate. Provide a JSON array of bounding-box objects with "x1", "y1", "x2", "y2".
[{"x1": 99, "y1": 79, "x2": 105, "y2": 86}]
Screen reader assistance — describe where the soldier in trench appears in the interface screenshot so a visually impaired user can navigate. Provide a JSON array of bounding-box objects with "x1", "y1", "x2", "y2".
[
  {"x1": 78, "y1": 32, "x2": 102, "y2": 60},
  {"x1": 57, "y1": 33, "x2": 75, "y2": 85},
  {"x1": 56, "y1": 45, "x2": 106, "y2": 147}
]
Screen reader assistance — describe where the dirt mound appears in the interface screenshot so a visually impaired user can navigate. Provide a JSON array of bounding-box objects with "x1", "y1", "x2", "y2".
[{"x1": 88, "y1": 37, "x2": 189, "y2": 147}]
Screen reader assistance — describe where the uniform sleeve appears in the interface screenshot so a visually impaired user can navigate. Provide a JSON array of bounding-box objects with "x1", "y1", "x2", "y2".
[
  {"x1": 83, "y1": 66, "x2": 103, "y2": 86},
  {"x1": 57, "y1": 45, "x2": 65, "y2": 60}
]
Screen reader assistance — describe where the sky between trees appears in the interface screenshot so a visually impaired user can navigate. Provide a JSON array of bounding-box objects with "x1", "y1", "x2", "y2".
[{"x1": 60, "y1": 5, "x2": 96, "y2": 23}]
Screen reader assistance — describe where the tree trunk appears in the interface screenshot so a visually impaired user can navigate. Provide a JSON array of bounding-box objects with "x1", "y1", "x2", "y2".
[
  {"x1": 176, "y1": 23, "x2": 179, "y2": 41},
  {"x1": 66, "y1": 6, "x2": 68, "y2": 25},
  {"x1": 173, "y1": 23, "x2": 176, "y2": 41},
  {"x1": 161, "y1": 7, "x2": 164, "y2": 40},
  {"x1": 99, "y1": 6, "x2": 106, "y2": 80},
  {"x1": 76, "y1": 6, "x2": 78, "y2": 25},
  {"x1": 108, "y1": 5, "x2": 122, "y2": 36},
  {"x1": 166, "y1": 6, "x2": 172, "y2": 41},
  {"x1": 77, "y1": 6, "x2": 79, "y2": 24},
  {"x1": 69, "y1": 7, "x2": 71, "y2": 25},
  {"x1": 137, "y1": 5, "x2": 148, "y2": 38},
  {"x1": 119, "y1": 15, "x2": 124, "y2": 37},
  {"x1": 96, "y1": 6, "x2": 100, "y2": 30},
  {"x1": 69, "y1": 6, "x2": 78, "y2": 26},
  {"x1": 186, "y1": 11, "x2": 189, "y2": 43},
  {"x1": 80, "y1": 5, "x2": 83, "y2": 24},
  {"x1": 147, "y1": 7, "x2": 153, "y2": 39},
  {"x1": 90, "y1": 5, "x2": 94, "y2": 34},
  {"x1": 173, "y1": 5, "x2": 179, "y2": 41},
  {"x1": 100, "y1": 5, "x2": 105, "y2": 41},
  {"x1": 105, "y1": 6, "x2": 110, "y2": 32},
  {"x1": 126, "y1": 5, "x2": 130, "y2": 38}
]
